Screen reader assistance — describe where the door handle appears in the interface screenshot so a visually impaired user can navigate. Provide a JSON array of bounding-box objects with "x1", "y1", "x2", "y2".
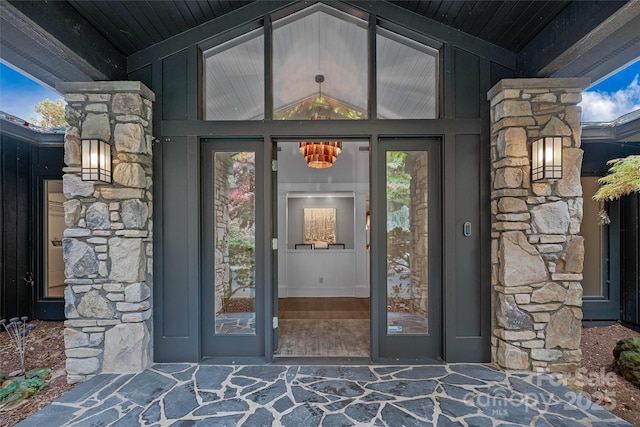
[{"x1": 23, "y1": 272, "x2": 35, "y2": 287}]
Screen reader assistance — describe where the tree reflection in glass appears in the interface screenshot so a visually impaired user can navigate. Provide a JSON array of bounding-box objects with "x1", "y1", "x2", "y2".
[
  {"x1": 386, "y1": 151, "x2": 428, "y2": 334},
  {"x1": 214, "y1": 152, "x2": 256, "y2": 335}
]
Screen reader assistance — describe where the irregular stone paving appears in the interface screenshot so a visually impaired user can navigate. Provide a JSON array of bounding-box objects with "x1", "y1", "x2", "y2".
[
  {"x1": 16, "y1": 364, "x2": 633, "y2": 426},
  {"x1": 215, "y1": 313, "x2": 255, "y2": 334}
]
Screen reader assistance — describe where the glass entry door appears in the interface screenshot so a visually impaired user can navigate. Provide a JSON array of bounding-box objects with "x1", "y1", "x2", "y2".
[
  {"x1": 377, "y1": 138, "x2": 441, "y2": 359},
  {"x1": 202, "y1": 140, "x2": 265, "y2": 357}
]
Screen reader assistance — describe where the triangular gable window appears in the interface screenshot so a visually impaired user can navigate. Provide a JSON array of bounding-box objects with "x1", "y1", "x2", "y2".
[
  {"x1": 273, "y1": 4, "x2": 368, "y2": 120},
  {"x1": 203, "y1": 3, "x2": 438, "y2": 121}
]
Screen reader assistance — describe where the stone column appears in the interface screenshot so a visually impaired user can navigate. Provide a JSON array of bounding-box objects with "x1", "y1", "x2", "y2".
[
  {"x1": 56, "y1": 82, "x2": 155, "y2": 384},
  {"x1": 488, "y1": 78, "x2": 589, "y2": 376}
]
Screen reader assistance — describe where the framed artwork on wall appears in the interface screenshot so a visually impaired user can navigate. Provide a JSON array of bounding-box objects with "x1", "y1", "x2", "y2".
[{"x1": 303, "y1": 207, "x2": 336, "y2": 249}]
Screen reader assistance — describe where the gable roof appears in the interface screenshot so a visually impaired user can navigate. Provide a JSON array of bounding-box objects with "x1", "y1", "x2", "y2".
[{"x1": 1, "y1": 0, "x2": 639, "y2": 88}]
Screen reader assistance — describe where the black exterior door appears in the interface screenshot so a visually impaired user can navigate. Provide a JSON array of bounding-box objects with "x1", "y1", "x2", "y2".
[
  {"x1": 1, "y1": 137, "x2": 32, "y2": 320},
  {"x1": 202, "y1": 140, "x2": 265, "y2": 357},
  {"x1": 376, "y1": 138, "x2": 442, "y2": 360}
]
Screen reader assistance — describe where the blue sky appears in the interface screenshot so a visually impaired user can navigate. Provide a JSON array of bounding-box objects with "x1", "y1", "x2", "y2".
[
  {"x1": 1, "y1": 57, "x2": 639, "y2": 124},
  {"x1": 0, "y1": 62, "x2": 64, "y2": 122},
  {"x1": 579, "y1": 58, "x2": 640, "y2": 122}
]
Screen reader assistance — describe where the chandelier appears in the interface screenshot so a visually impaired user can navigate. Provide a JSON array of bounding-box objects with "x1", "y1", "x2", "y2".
[{"x1": 299, "y1": 75, "x2": 342, "y2": 169}]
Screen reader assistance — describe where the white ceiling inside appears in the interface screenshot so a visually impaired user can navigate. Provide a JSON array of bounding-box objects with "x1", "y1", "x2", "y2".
[{"x1": 277, "y1": 141, "x2": 369, "y2": 185}]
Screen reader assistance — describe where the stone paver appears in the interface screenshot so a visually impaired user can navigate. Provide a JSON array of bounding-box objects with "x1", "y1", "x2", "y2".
[{"x1": 16, "y1": 364, "x2": 633, "y2": 426}]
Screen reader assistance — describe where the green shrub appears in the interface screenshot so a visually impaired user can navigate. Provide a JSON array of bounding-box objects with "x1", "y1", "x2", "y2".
[
  {"x1": 613, "y1": 337, "x2": 640, "y2": 359},
  {"x1": 0, "y1": 368, "x2": 51, "y2": 405}
]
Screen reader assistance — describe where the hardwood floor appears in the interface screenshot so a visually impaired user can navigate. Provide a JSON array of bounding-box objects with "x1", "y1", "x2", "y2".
[
  {"x1": 277, "y1": 298, "x2": 370, "y2": 357},
  {"x1": 278, "y1": 297, "x2": 370, "y2": 319}
]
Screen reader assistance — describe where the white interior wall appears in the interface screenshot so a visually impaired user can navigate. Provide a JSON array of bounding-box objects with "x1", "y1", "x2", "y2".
[
  {"x1": 48, "y1": 192, "x2": 66, "y2": 287},
  {"x1": 277, "y1": 141, "x2": 370, "y2": 298}
]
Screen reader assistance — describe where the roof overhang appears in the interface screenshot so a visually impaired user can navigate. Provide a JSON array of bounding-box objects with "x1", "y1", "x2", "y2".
[
  {"x1": 520, "y1": 1, "x2": 640, "y2": 84},
  {"x1": 582, "y1": 110, "x2": 640, "y2": 144},
  {"x1": 1, "y1": 0, "x2": 638, "y2": 89},
  {"x1": 0, "y1": 115, "x2": 64, "y2": 146}
]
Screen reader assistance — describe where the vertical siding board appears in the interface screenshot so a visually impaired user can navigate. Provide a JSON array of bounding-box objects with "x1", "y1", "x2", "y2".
[
  {"x1": 1, "y1": 139, "x2": 31, "y2": 319},
  {"x1": 454, "y1": 135, "x2": 482, "y2": 337},
  {"x1": 444, "y1": 52, "x2": 496, "y2": 362},
  {"x1": 162, "y1": 137, "x2": 190, "y2": 338},
  {"x1": 479, "y1": 57, "x2": 492, "y2": 357},
  {"x1": 454, "y1": 48, "x2": 480, "y2": 118},
  {"x1": 623, "y1": 194, "x2": 640, "y2": 325},
  {"x1": 129, "y1": 65, "x2": 153, "y2": 91},
  {"x1": 163, "y1": 50, "x2": 189, "y2": 120},
  {"x1": 490, "y1": 61, "x2": 514, "y2": 87}
]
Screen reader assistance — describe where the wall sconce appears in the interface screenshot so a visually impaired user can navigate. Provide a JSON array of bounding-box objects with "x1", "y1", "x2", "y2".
[
  {"x1": 532, "y1": 137, "x2": 562, "y2": 181},
  {"x1": 81, "y1": 138, "x2": 112, "y2": 183}
]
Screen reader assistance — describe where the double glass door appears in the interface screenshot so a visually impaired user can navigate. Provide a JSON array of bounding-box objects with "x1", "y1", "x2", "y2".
[{"x1": 201, "y1": 138, "x2": 441, "y2": 360}]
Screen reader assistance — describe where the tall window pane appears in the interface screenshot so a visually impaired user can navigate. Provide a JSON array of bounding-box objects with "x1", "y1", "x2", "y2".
[
  {"x1": 273, "y1": 5, "x2": 368, "y2": 120},
  {"x1": 204, "y1": 29, "x2": 264, "y2": 120},
  {"x1": 386, "y1": 151, "x2": 428, "y2": 334},
  {"x1": 582, "y1": 177, "x2": 605, "y2": 297},
  {"x1": 214, "y1": 152, "x2": 256, "y2": 334},
  {"x1": 377, "y1": 29, "x2": 438, "y2": 119},
  {"x1": 45, "y1": 180, "x2": 65, "y2": 298}
]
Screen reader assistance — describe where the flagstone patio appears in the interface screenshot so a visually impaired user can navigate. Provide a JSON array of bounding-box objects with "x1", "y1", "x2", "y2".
[{"x1": 15, "y1": 364, "x2": 633, "y2": 426}]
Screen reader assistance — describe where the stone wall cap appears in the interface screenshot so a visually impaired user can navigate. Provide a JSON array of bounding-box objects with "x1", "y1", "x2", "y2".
[
  {"x1": 487, "y1": 78, "x2": 591, "y2": 100},
  {"x1": 56, "y1": 81, "x2": 155, "y2": 101}
]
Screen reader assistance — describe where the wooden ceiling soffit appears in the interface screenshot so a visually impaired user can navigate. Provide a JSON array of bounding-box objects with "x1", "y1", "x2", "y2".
[
  {"x1": 128, "y1": 0, "x2": 517, "y2": 74},
  {"x1": 516, "y1": 0, "x2": 630, "y2": 79},
  {"x1": 341, "y1": 0, "x2": 515, "y2": 69},
  {"x1": 546, "y1": 1, "x2": 640, "y2": 83},
  {"x1": 2, "y1": 0, "x2": 126, "y2": 81},
  {"x1": 127, "y1": 0, "x2": 298, "y2": 73}
]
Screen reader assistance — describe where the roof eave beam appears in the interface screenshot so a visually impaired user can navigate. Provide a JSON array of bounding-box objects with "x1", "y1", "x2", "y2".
[
  {"x1": 1, "y1": 0, "x2": 126, "y2": 84},
  {"x1": 517, "y1": 0, "x2": 638, "y2": 81}
]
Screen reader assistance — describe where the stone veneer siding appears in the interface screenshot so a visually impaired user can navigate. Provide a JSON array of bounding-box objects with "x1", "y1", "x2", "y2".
[
  {"x1": 408, "y1": 152, "x2": 428, "y2": 318},
  {"x1": 56, "y1": 82, "x2": 155, "y2": 384},
  {"x1": 214, "y1": 153, "x2": 232, "y2": 316},
  {"x1": 488, "y1": 78, "x2": 590, "y2": 375}
]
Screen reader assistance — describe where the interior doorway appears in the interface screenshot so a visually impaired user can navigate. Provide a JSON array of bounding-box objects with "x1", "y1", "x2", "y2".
[
  {"x1": 278, "y1": 297, "x2": 369, "y2": 357},
  {"x1": 274, "y1": 139, "x2": 371, "y2": 358}
]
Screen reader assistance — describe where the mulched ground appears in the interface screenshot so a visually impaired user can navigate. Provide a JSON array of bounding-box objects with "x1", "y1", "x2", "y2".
[
  {"x1": 0, "y1": 320, "x2": 73, "y2": 427},
  {"x1": 387, "y1": 297, "x2": 414, "y2": 313},
  {"x1": 2, "y1": 320, "x2": 640, "y2": 426},
  {"x1": 580, "y1": 323, "x2": 640, "y2": 426},
  {"x1": 222, "y1": 298, "x2": 254, "y2": 313}
]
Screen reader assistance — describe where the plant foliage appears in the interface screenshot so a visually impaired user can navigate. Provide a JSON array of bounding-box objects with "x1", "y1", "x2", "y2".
[
  {"x1": 593, "y1": 155, "x2": 640, "y2": 224},
  {"x1": 386, "y1": 151, "x2": 412, "y2": 301},
  {"x1": 29, "y1": 98, "x2": 68, "y2": 129},
  {"x1": 0, "y1": 317, "x2": 37, "y2": 374},
  {"x1": 594, "y1": 156, "x2": 640, "y2": 202},
  {"x1": 0, "y1": 369, "x2": 51, "y2": 405}
]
